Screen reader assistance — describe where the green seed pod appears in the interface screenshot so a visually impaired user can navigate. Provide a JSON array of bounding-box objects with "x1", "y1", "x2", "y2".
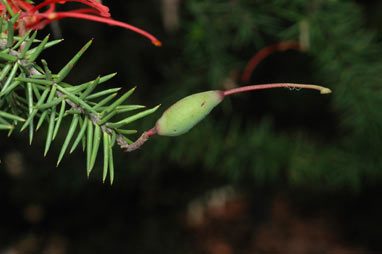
[
  {"x1": 155, "y1": 90, "x2": 224, "y2": 136},
  {"x1": 124, "y1": 83, "x2": 331, "y2": 152}
]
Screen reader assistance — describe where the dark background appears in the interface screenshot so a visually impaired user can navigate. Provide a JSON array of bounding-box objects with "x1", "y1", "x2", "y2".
[{"x1": 1, "y1": 0, "x2": 382, "y2": 253}]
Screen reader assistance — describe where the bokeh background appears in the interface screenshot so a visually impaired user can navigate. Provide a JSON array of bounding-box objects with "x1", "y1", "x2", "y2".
[{"x1": 1, "y1": 0, "x2": 382, "y2": 253}]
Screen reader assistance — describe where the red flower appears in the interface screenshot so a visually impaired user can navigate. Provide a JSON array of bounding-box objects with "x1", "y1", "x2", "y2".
[{"x1": 1, "y1": 0, "x2": 161, "y2": 46}]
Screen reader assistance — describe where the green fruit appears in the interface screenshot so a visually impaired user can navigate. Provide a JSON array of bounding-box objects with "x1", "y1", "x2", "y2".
[{"x1": 155, "y1": 90, "x2": 224, "y2": 136}]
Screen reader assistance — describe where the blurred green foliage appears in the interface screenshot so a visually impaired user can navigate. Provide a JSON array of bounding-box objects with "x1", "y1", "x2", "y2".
[{"x1": 128, "y1": 0, "x2": 382, "y2": 190}]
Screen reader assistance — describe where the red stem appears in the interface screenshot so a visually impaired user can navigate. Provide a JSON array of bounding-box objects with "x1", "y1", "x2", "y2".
[
  {"x1": 36, "y1": 12, "x2": 162, "y2": 46},
  {"x1": 66, "y1": 8, "x2": 105, "y2": 15},
  {"x1": 241, "y1": 41, "x2": 301, "y2": 83},
  {"x1": 122, "y1": 127, "x2": 156, "y2": 152},
  {"x1": 223, "y1": 83, "x2": 331, "y2": 97},
  {"x1": 147, "y1": 127, "x2": 157, "y2": 137}
]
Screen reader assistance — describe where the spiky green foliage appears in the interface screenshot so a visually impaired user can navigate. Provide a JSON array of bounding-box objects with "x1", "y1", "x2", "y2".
[{"x1": 0, "y1": 18, "x2": 159, "y2": 184}]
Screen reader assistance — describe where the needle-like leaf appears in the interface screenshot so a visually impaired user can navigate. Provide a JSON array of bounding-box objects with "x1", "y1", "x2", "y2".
[
  {"x1": 19, "y1": 30, "x2": 37, "y2": 58},
  {"x1": 27, "y1": 39, "x2": 64, "y2": 55},
  {"x1": 86, "y1": 118, "x2": 93, "y2": 176},
  {"x1": 31, "y1": 84, "x2": 41, "y2": 99},
  {"x1": 57, "y1": 114, "x2": 79, "y2": 167},
  {"x1": 110, "y1": 131, "x2": 116, "y2": 147},
  {"x1": 41, "y1": 59, "x2": 53, "y2": 81},
  {"x1": 56, "y1": 86, "x2": 98, "y2": 115},
  {"x1": 89, "y1": 123, "x2": 101, "y2": 173},
  {"x1": 97, "y1": 111, "x2": 117, "y2": 125},
  {"x1": 70, "y1": 115, "x2": 88, "y2": 154},
  {"x1": 103, "y1": 132, "x2": 110, "y2": 183},
  {"x1": 1, "y1": 0, "x2": 15, "y2": 17},
  {"x1": 101, "y1": 87, "x2": 136, "y2": 116},
  {"x1": 56, "y1": 40, "x2": 93, "y2": 83},
  {"x1": 7, "y1": 15, "x2": 14, "y2": 48},
  {"x1": 12, "y1": 30, "x2": 33, "y2": 51},
  {"x1": 28, "y1": 34, "x2": 50, "y2": 62},
  {"x1": 0, "y1": 124, "x2": 13, "y2": 130},
  {"x1": 15, "y1": 77, "x2": 53, "y2": 85},
  {"x1": 21, "y1": 88, "x2": 49, "y2": 132},
  {"x1": 0, "y1": 80, "x2": 21, "y2": 97},
  {"x1": 36, "y1": 110, "x2": 48, "y2": 130},
  {"x1": 109, "y1": 145, "x2": 114, "y2": 185},
  {"x1": 92, "y1": 93, "x2": 117, "y2": 110},
  {"x1": 115, "y1": 129, "x2": 137, "y2": 135},
  {"x1": 66, "y1": 73, "x2": 117, "y2": 94},
  {"x1": 86, "y1": 88, "x2": 121, "y2": 100},
  {"x1": 80, "y1": 76, "x2": 100, "y2": 99},
  {"x1": 106, "y1": 105, "x2": 160, "y2": 129},
  {"x1": 44, "y1": 106, "x2": 56, "y2": 156},
  {"x1": 26, "y1": 83, "x2": 34, "y2": 144},
  {"x1": 53, "y1": 99, "x2": 66, "y2": 140},
  {"x1": 0, "y1": 51, "x2": 17, "y2": 62},
  {"x1": 0, "y1": 63, "x2": 12, "y2": 82},
  {"x1": 1, "y1": 63, "x2": 18, "y2": 93},
  {"x1": 0, "y1": 110, "x2": 25, "y2": 122},
  {"x1": 122, "y1": 135, "x2": 134, "y2": 144},
  {"x1": 36, "y1": 97, "x2": 62, "y2": 110},
  {"x1": 37, "y1": 85, "x2": 57, "y2": 130}
]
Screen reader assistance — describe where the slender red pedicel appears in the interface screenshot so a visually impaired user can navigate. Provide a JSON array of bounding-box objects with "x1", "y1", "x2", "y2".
[
  {"x1": 33, "y1": 11, "x2": 162, "y2": 46},
  {"x1": 241, "y1": 41, "x2": 301, "y2": 83},
  {"x1": 223, "y1": 83, "x2": 331, "y2": 97}
]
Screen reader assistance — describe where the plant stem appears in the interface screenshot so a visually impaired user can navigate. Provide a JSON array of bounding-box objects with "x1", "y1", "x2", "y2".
[
  {"x1": 241, "y1": 41, "x2": 301, "y2": 83},
  {"x1": 147, "y1": 127, "x2": 157, "y2": 136},
  {"x1": 121, "y1": 127, "x2": 157, "y2": 152},
  {"x1": 223, "y1": 83, "x2": 331, "y2": 97}
]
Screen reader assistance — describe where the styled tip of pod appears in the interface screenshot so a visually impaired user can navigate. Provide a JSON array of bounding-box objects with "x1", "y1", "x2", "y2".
[{"x1": 320, "y1": 88, "x2": 332, "y2": 94}]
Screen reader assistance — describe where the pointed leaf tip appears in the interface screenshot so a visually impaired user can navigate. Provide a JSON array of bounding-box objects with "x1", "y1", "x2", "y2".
[{"x1": 84, "y1": 39, "x2": 94, "y2": 49}]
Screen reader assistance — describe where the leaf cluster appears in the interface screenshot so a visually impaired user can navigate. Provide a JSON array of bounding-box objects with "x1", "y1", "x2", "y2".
[{"x1": 0, "y1": 17, "x2": 160, "y2": 184}]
